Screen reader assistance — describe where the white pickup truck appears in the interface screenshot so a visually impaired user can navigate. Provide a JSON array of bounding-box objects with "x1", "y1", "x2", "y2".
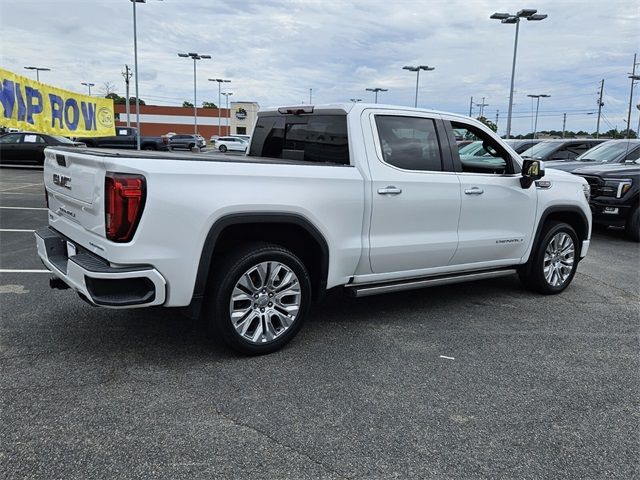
[{"x1": 36, "y1": 103, "x2": 592, "y2": 354}]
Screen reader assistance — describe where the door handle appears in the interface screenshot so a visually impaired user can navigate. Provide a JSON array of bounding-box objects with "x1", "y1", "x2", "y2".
[
  {"x1": 377, "y1": 186, "x2": 402, "y2": 195},
  {"x1": 464, "y1": 187, "x2": 484, "y2": 195}
]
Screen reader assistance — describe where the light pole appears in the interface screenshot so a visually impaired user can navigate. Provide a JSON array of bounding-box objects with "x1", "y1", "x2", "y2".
[
  {"x1": 490, "y1": 9, "x2": 548, "y2": 139},
  {"x1": 222, "y1": 92, "x2": 233, "y2": 133},
  {"x1": 527, "y1": 94, "x2": 550, "y2": 139},
  {"x1": 209, "y1": 78, "x2": 230, "y2": 137},
  {"x1": 402, "y1": 65, "x2": 435, "y2": 108},
  {"x1": 178, "y1": 52, "x2": 212, "y2": 135},
  {"x1": 81, "y1": 82, "x2": 95, "y2": 96},
  {"x1": 24, "y1": 66, "x2": 50, "y2": 82},
  {"x1": 625, "y1": 53, "x2": 639, "y2": 138},
  {"x1": 122, "y1": 65, "x2": 133, "y2": 127},
  {"x1": 130, "y1": 0, "x2": 148, "y2": 150},
  {"x1": 366, "y1": 87, "x2": 388, "y2": 104},
  {"x1": 636, "y1": 102, "x2": 640, "y2": 138}
]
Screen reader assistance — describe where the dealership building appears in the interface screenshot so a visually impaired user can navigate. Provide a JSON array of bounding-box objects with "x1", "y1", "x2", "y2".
[{"x1": 114, "y1": 101, "x2": 259, "y2": 138}]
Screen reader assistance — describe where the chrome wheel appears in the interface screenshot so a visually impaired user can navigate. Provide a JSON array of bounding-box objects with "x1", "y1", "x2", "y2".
[
  {"x1": 229, "y1": 261, "x2": 302, "y2": 344},
  {"x1": 543, "y1": 232, "x2": 575, "y2": 287}
]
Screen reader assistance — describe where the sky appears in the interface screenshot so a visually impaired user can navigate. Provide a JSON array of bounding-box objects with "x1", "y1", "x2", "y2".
[{"x1": 1, "y1": 0, "x2": 639, "y2": 136}]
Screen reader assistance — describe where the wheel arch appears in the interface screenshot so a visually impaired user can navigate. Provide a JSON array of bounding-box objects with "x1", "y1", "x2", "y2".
[
  {"x1": 531, "y1": 205, "x2": 590, "y2": 258},
  {"x1": 187, "y1": 213, "x2": 329, "y2": 318}
]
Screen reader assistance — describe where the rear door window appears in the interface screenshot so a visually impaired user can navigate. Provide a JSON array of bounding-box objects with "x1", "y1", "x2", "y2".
[
  {"x1": 375, "y1": 115, "x2": 443, "y2": 171},
  {"x1": 250, "y1": 114, "x2": 349, "y2": 165}
]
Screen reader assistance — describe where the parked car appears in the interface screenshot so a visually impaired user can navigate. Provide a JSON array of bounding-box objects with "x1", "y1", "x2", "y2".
[
  {"x1": 520, "y1": 139, "x2": 605, "y2": 162},
  {"x1": 38, "y1": 103, "x2": 592, "y2": 355},
  {"x1": 0, "y1": 132, "x2": 85, "y2": 166},
  {"x1": 78, "y1": 127, "x2": 169, "y2": 151},
  {"x1": 457, "y1": 141, "x2": 486, "y2": 158},
  {"x1": 169, "y1": 134, "x2": 207, "y2": 150},
  {"x1": 503, "y1": 139, "x2": 542, "y2": 154},
  {"x1": 546, "y1": 139, "x2": 640, "y2": 173},
  {"x1": 230, "y1": 134, "x2": 251, "y2": 143},
  {"x1": 214, "y1": 136, "x2": 248, "y2": 152},
  {"x1": 573, "y1": 161, "x2": 639, "y2": 241}
]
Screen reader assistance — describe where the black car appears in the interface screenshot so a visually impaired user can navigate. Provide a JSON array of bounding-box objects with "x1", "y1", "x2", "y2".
[
  {"x1": 0, "y1": 132, "x2": 85, "y2": 166},
  {"x1": 574, "y1": 162, "x2": 640, "y2": 241},
  {"x1": 169, "y1": 134, "x2": 206, "y2": 150},
  {"x1": 545, "y1": 139, "x2": 640, "y2": 173},
  {"x1": 78, "y1": 127, "x2": 169, "y2": 151},
  {"x1": 520, "y1": 139, "x2": 605, "y2": 161},
  {"x1": 503, "y1": 139, "x2": 542, "y2": 154}
]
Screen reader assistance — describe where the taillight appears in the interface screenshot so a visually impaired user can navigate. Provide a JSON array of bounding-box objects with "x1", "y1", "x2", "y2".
[
  {"x1": 105, "y1": 173, "x2": 146, "y2": 243},
  {"x1": 162, "y1": 136, "x2": 169, "y2": 145}
]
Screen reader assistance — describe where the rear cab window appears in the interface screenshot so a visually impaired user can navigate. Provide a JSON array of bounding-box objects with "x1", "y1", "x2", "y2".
[{"x1": 249, "y1": 112, "x2": 350, "y2": 165}]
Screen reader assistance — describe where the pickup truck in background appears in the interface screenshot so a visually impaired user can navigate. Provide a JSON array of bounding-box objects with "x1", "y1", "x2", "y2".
[
  {"x1": 77, "y1": 127, "x2": 169, "y2": 151},
  {"x1": 37, "y1": 103, "x2": 592, "y2": 354}
]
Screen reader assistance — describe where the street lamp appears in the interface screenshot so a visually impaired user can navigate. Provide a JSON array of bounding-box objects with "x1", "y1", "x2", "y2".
[
  {"x1": 490, "y1": 8, "x2": 548, "y2": 139},
  {"x1": 178, "y1": 52, "x2": 212, "y2": 135},
  {"x1": 221, "y1": 92, "x2": 233, "y2": 132},
  {"x1": 24, "y1": 66, "x2": 50, "y2": 82},
  {"x1": 81, "y1": 82, "x2": 95, "y2": 96},
  {"x1": 402, "y1": 65, "x2": 435, "y2": 108},
  {"x1": 366, "y1": 87, "x2": 388, "y2": 104},
  {"x1": 208, "y1": 78, "x2": 231, "y2": 137},
  {"x1": 527, "y1": 94, "x2": 550, "y2": 139}
]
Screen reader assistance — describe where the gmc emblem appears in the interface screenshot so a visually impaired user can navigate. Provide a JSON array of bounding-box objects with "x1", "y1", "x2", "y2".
[{"x1": 53, "y1": 174, "x2": 72, "y2": 190}]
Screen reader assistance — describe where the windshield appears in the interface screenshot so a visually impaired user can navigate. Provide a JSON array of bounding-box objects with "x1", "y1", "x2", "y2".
[
  {"x1": 50, "y1": 136, "x2": 75, "y2": 143},
  {"x1": 458, "y1": 141, "x2": 485, "y2": 157},
  {"x1": 576, "y1": 141, "x2": 632, "y2": 162},
  {"x1": 520, "y1": 142, "x2": 560, "y2": 159}
]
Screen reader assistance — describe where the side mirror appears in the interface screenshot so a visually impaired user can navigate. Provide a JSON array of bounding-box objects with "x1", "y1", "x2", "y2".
[{"x1": 521, "y1": 159, "x2": 545, "y2": 189}]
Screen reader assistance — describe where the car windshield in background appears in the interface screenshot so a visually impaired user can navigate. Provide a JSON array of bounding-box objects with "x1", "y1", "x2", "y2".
[
  {"x1": 576, "y1": 141, "x2": 634, "y2": 162},
  {"x1": 458, "y1": 141, "x2": 485, "y2": 157},
  {"x1": 50, "y1": 136, "x2": 75, "y2": 143},
  {"x1": 520, "y1": 142, "x2": 560, "y2": 159}
]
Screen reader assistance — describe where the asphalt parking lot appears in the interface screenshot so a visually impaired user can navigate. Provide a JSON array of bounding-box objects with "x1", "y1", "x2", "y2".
[{"x1": 1, "y1": 167, "x2": 638, "y2": 479}]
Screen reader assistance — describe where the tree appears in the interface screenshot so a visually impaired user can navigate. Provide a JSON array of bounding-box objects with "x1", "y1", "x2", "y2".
[
  {"x1": 202, "y1": 101, "x2": 217, "y2": 108},
  {"x1": 100, "y1": 82, "x2": 117, "y2": 97},
  {"x1": 183, "y1": 101, "x2": 194, "y2": 108},
  {"x1": 104, "y1": 93, "x2": 145, "y2": 105},
  {"x1": 476, "y1": 116, "x2": 497, "y2": 132}
]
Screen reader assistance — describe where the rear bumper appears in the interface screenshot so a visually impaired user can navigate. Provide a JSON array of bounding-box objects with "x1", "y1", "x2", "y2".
[{"x1": 35, "y1": 227, "x2": 166, "y2": 308}]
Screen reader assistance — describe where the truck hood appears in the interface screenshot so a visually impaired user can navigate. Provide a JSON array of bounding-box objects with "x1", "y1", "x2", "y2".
[
  {"x1": 572, "y1": 163, "x2": 640, "y2": 177},
  {"x1": 545, "y1": 160, "x2": 605, "y2": 172}
]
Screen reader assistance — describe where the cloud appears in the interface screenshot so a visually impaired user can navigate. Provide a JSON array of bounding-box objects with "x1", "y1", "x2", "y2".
[{"x1": 1, "y1": 0, "x2": 638, "y2": 134}]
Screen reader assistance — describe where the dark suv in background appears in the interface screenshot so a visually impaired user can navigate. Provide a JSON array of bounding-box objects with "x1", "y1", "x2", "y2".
[
  {"x1": 169, "y1": 134, "x2": 206, "y2": 150},
  {"x1": 574, "y1": 160, "x2": 640, "y2": 242},
  {"x1": 520, "y1": 139, "x2": 605, "y2": 161},
  {"x1": 546, "y1": 140, "x2": 640, "y2": 173}
]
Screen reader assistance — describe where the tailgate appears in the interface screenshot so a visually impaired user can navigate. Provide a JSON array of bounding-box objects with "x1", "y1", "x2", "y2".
[{"x1": 44, "y1": 148, "x2": 106, "y2": 236}]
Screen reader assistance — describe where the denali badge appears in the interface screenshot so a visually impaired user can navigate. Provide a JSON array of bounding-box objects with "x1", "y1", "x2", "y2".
[{"x1": 53, "y1": 173, "x2": 72, "y2": 190}]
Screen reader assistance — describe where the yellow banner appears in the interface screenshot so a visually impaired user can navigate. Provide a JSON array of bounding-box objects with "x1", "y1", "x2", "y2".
[{"x1": 0, "y1": 68, "x2": 115, "y2": 137}]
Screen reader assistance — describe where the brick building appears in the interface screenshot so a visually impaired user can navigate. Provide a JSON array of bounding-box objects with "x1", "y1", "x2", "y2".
[{"x1": 114, "y1": 101, "x2": 260, "y2": 139}]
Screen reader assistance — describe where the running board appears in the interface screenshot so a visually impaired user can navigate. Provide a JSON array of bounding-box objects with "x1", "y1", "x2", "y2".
[{"x1": 345, "y1": 268, "x2": 517, "y2": 298}]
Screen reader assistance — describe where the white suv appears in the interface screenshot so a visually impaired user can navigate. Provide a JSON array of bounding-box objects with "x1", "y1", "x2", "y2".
[{"x1": 214, "y1": 136, "x2": 248, "y2": 153}]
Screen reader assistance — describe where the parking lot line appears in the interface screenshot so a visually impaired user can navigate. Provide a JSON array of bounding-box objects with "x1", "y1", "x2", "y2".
[
  {"x1": 0, "y1": 229, "x2": 36, "y2": 232},
  {"x1": 439, "y1": 355, "x2": 455, "y2": 360},
  {"x1": 0, "y1": 269, "x2": 49, "y2": 273},
  {"x1": 0, "y1": 183, "x2": 44, "y2": 192},
  {"x1": 0, "y1": 206, "x2": 48, "y2": 211}
]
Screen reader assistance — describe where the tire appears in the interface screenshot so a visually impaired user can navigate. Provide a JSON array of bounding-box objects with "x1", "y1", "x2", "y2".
[
  {"x1": 204, "y1": 242, "x2": 312, "y2": 355},
  {"x1": 625, "y1": 206, "x2": 640, "y2": 242},
  {"x1": 518, "y1": 221, "x2": 579, "y2": 294},
  {"x1": 142, "y1": 144, "x2": 156, "y2": 151},
  {"x1": 219, "y1": 145, "x2": 227, "y2": 153}
]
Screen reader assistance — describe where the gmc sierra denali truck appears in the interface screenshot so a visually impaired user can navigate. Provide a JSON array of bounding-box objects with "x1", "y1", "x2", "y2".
[{"x1": 36, "y1": 103, "x2": 592, "y2": 354}]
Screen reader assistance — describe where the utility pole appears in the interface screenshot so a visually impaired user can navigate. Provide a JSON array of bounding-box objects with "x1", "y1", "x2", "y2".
[
  {"x1": 469, "y1": 96, "x2": 473, "y2": 117},
  {"x1": 495, "y1": 109, "x2": 499, "y2": 128},
  {"x1": 309, "y1": 88, "x2": 313, "y2": 104},
  {"x1": 562, "y1": 113, "x2": 567, "y2": 138},
  {"x1": 596, "y1": 79, "x2": 604, "y2": 139},
  {"x1": 625, "y1": 53, "x2": 638, "y2": 139},
  {"x1": 477, "y1": 98, "x2": 489, "y2": 117},
  {"x1": 122, "y1": 65, "x2": 133, "y2": 127}
]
